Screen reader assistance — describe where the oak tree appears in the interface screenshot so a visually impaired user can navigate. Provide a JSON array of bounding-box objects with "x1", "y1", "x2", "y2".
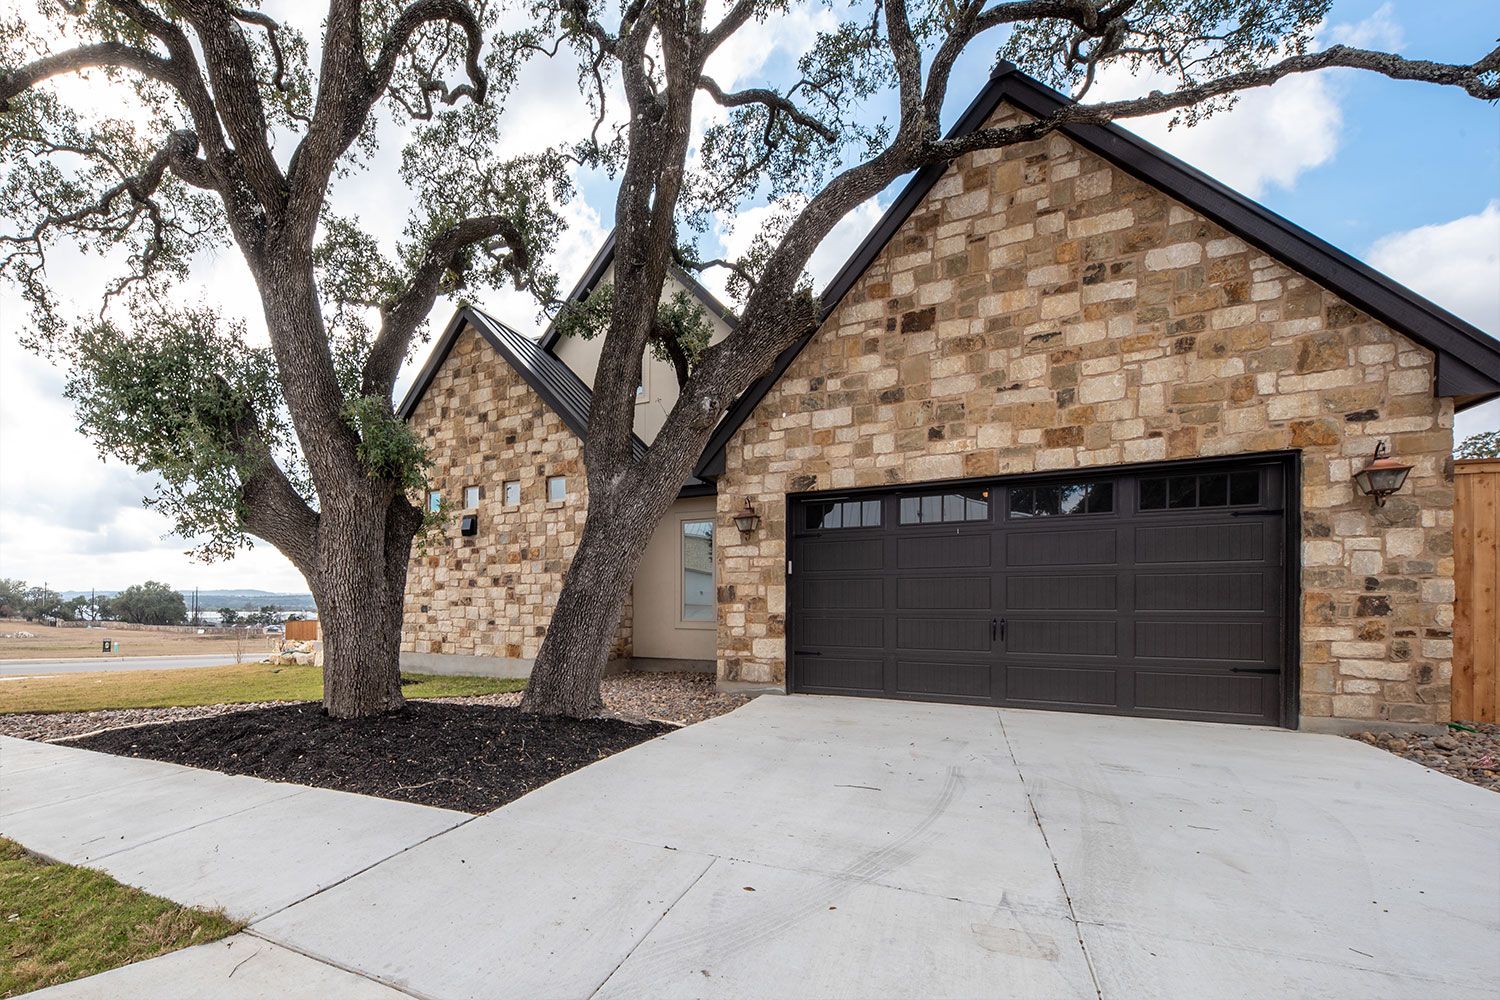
[
  {"x1": 2, "y1": 0, "x2": 565, "y2": 716},
  {"x1": 3, "y1": 0, "x2": 1494, "y2": 719},
  {"x1": 504, "y1": 0, "x2": 1497, "y2": 715}
]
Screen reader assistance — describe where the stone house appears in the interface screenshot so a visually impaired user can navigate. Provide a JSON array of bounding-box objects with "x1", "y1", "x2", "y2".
[{"x1": 399, "y1": 65, "x2": 1500, "y2": 730}]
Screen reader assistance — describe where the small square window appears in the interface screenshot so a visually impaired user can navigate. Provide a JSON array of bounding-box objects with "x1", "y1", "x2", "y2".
[
  {"x1": 503, "y1": 480, "x2": 520, "y2": 506},
  {"x1": 463, "y1": 485, "x2": 481, "y2": 509},
  {"x1": 547, "y1": 476, "x2": 567, "y2": 502},
  {"x1": 427, "y1": 491, "x2": 441, "y2": 514}
]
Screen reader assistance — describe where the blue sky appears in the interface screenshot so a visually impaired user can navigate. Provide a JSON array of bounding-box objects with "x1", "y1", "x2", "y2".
[{"x1": 0, "y1": 0, "x2": 1495, "y2": 592}]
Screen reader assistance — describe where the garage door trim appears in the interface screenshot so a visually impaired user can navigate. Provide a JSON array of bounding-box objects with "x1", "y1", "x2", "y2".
[{"x1": 783, "y1": 451, "x2": 1302, "y2": 728}]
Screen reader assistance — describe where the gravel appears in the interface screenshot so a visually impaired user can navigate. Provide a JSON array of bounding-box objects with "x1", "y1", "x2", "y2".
[
  {"x1": 436, "y1": 670, "x2": 748, "y2": 726},
  {"x1": 0, "y1": 671, "x2": 746, "y2": 743},
  {"x1": 1349, "y1": 723, "x2": 1500, "y2": 792},
  {"x1": 0, "y1": 702, "x2": 295, "y2": 742}
]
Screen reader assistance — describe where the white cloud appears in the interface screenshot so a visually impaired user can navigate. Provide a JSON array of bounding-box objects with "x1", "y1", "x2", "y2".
[
  {"x1": 1327, "y1": 3, "x2": 1403, "y2": 49},
  {"x1": 1367, "y1": 200, "x2": 1500, "y2": 334},
  {"x1": 1366, "y1": 200, "x2": 1500, "y2": 445},
  {"x1": 1085, "y1": 5, "x2": 1405, "y2": 197},
  {"x1": 1087, "y1": 66, "x2": 1340, "y2": 199}
]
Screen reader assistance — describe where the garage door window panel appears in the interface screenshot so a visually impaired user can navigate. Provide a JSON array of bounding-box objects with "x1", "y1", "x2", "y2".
[
  {"x1": 806, "y1": 499, "x2": 881, "y2": 530},
  {"x1": 1140, "y1": 472, "x2": 1259, "y2": 510},
  {"x1": 898, "y1": 488, "x2": 989, "y2": 525},
  {"x1": 1009, "y1": 482, "x2": 1113, "y2": 518}
]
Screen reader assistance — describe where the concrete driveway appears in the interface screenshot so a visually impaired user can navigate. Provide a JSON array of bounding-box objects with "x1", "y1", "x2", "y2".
[
  {"x1": 241, "y1": 695, "x2": 1499, "y2": 999},
  {"x1": 12, "y1": 696, "x2": 1498, "y2": 998}
]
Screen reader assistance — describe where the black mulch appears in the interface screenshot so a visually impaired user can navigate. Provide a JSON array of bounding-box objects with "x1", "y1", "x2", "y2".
[{"x1": 65, "y1": 701, "x2": 673, "y2": 814}]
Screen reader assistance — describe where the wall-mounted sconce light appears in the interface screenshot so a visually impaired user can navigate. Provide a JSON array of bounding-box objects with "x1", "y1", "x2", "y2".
[
  {"x1": 733, "y1": 498, "x2": 761, "y2": 535},
  {"x1": 1352, "y1": 441, "x2": 1412, "y2": 508},
  {"x1": 460, "y1": 514, "x2": 479, "y2": 536}
]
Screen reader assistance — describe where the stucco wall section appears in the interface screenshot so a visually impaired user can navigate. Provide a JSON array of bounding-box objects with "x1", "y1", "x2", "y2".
[
  {"x1": 632, "y1": 496, "x2": 718, "y2": 662},
  {"x1": 402, "y1": 325, "x2": 631, "y2": 662},
  {"x1": 552, "y1": 265, "x2": 735, "y2": 444},
  {"x1": 716, "y1": 107, "x2": 1455, "y2": 725}
]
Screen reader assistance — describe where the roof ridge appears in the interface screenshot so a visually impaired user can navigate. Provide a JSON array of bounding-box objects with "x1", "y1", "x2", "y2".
[{"x1": 693, "y1": 64, "x2": 1500, "y2": 479}]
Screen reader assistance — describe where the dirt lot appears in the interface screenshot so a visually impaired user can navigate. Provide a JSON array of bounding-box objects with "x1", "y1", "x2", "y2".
[{"x1": 0, "y1": 621, "x2": 273, "y2": 660}]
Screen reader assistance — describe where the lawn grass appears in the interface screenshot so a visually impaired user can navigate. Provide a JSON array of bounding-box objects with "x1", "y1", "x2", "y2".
[
  {"x1": 0, "y1": 837, "x2": 243, "y2": 997},
  {"x1": 0, "y1": 662, "x2": 525, "y2": 715}
]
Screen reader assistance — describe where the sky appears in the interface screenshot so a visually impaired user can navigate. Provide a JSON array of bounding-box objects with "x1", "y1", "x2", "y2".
[{"x1": 0, "y1": 0, "x2": 1496, "y2": 595}]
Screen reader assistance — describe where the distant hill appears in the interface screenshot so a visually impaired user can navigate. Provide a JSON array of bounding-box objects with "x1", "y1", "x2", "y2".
[{"x1": 59, "y1": 589, "x2": 317, "y2": 611}]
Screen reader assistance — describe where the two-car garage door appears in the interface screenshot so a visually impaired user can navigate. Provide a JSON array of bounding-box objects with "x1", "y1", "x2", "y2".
[{"x1": 788, "y1": 458, "x2": 1291, "y2": 726}]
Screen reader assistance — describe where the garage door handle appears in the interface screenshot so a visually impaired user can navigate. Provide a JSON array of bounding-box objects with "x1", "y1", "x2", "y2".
[{"x1": 992, "y1": 618, "x2": 1006, "y2": 643}]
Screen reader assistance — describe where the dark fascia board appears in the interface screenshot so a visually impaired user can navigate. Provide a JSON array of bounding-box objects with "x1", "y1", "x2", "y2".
[
  {"x1": 397, "y1": 305, "x2": 598, "y2": 442},
  {"x1": 695, "y1": 64, "x2": 1500, "y2": 478},
  {"x1": 537, "y1": 230, "x2": 740, "y2": 352}
]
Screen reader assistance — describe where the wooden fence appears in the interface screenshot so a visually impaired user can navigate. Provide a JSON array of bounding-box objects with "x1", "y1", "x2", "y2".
[
  {"x1": 1454, "y1": 458, "x2": 1499, "y2": 723},
  {"x1": 284, "y1": 619, "x2": 320, "y2": 642}
]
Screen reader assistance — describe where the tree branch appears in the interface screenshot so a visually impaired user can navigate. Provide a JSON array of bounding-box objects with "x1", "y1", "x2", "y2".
[
  {"x1": 0, "y1": 42, "x2": 176, "y2": 110},
  {"x1": 361, "y1": 214, "x2": 532, "y2": 398},
  {"x1": 697, "y1": 75, "x2": 838, "y2": 142},
  {"x1": 927, "y1": 43, "x2": 1500, "y2": 162},
  {"x1": 230, "y1": 406, "x2": 321, "y2": 585}
]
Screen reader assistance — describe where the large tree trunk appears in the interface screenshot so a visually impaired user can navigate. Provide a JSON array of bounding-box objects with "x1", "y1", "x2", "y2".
[
  {"x1": 315, "y1": 479, "x2": 424, "y2": 719},
  {"x1": 520, "y1": 482, "x2": 671, "y2": 716}
]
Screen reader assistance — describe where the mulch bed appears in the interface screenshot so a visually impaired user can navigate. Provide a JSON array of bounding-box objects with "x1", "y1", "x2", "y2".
[
  {"x1": 1349, "y1": 723, "x2": 1500, "y2": 793},
  {"x1": 64, "y1": 702, "x2": 673, "y2": 813}
]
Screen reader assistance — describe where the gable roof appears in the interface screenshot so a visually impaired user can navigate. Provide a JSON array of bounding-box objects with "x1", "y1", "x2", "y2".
[
  {"x1": 537, "y1": 229, "x2": 739, "y2": 352},
  {"x1": 695, "y1": 63, "x2": 1500, "y2": 478},
  {"x1": 397, "y1": 306, "x2": 713, "y2": 495}
]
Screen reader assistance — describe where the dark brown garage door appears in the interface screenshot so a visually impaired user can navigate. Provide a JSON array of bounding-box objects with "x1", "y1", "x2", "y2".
[{"x1": 788, "y1": 458, "x2": 1290, "y2": 726}]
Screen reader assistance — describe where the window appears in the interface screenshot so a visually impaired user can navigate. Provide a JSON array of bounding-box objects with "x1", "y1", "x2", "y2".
[
  {"x1": 463, "y1": 485, "x2": 481, "y2": 509},
  {"x1": 503, "y1": 480, "x2": 521, "y2": 506},
  {"x1": 427, "y1": 490, "x2": 441, "y2": 514},
  {"x1": 899, "y1": 488, "x2": 990, "y2": 525},
  {"x1": 547, "y1": 476, "x2": 567, "y2": 502},
  {"x1": 1139, "y1": 471, "x2": 1258, "y2": 510},
  {"x1": 681, "y1": 520, "x2": 715, "y2": 622},
  {"x1": 1009, "y1": 481, "x2": 1113, "y2": 518},
  {"x1": 806, "y1": 498, "x2": 881, "y2": 530}
]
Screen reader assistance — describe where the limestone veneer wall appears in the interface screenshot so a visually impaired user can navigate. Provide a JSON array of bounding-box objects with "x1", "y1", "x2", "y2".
[
  {"x1": 715, "y1": 107, "x2": 1454, "y2": 725},
  {"x1": 402, "y1": 325, "x2": 631, "y2": 663}
]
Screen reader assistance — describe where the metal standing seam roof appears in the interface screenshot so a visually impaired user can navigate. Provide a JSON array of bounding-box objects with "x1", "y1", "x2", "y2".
[
  {"x1": 692, "y1": 62, "x2": 1500, "y2": 479},
  {"x1": 397, "y1": 305, "x2": 714, "y2": 493}
]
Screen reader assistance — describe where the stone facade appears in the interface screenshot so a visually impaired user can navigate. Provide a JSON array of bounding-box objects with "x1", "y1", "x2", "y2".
[
  {"x1": 402, "y1": 326, "x2": 631, "y2": 663},
  {"x1": 716, "y1": 107, "x2": 1455, "y2": 725}
]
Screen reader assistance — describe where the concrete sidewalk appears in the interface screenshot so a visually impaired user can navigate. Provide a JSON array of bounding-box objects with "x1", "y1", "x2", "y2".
[
  {"x1": 0, "y1": 736, "x2": 469, "y2": 922},
  {"x1": 6, "y1": 697, "x2": 1499, "y2": 998}
]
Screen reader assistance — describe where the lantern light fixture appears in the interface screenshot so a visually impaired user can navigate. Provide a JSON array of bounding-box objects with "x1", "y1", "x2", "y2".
[
  {"x1": 733, "y1": 498, "x2": 761, "y2": 535},
  {"x1": 1352, "y1": 440, "x2": 1412, "y2": 508}
]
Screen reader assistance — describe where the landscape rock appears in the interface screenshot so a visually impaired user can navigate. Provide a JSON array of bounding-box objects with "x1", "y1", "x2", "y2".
[{"x1": 1350, "y1": 724, "x2": 1499, "y2": 792}]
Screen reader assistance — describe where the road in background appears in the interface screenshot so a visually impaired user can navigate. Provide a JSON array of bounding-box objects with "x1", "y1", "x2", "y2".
[{"x1": 0, "y1": 654, "x2": 244, "y2": 677}]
